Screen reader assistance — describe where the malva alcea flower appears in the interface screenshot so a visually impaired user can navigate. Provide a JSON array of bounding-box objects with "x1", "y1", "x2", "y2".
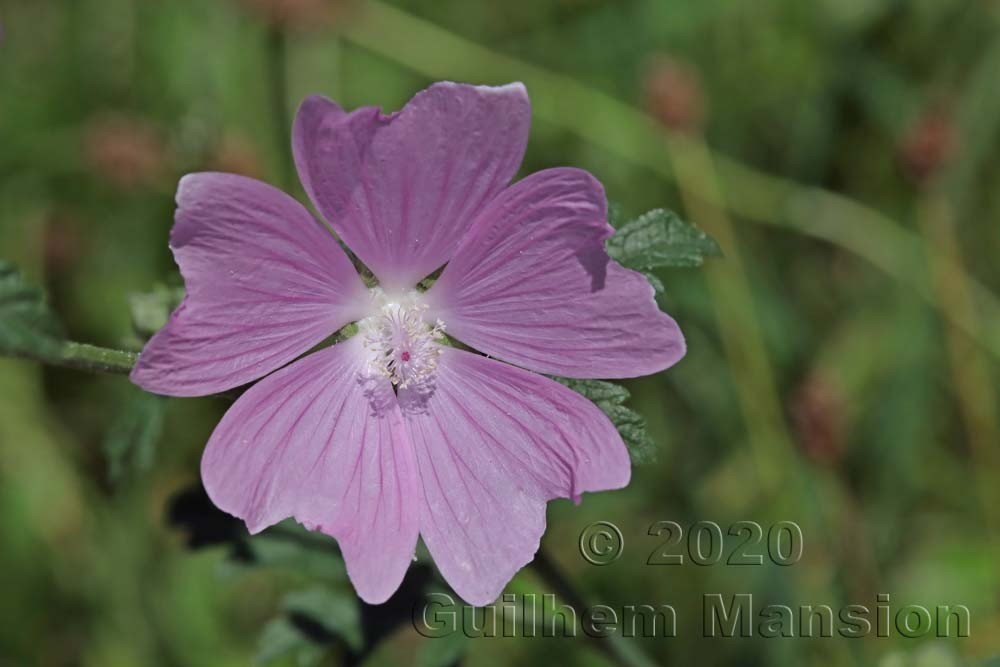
[{"x1": 131, "y1": 82, "x2": 685, "y2": 605}]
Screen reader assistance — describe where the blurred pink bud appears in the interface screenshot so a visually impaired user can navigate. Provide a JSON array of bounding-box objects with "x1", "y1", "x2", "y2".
[
  {"x1": 43, "y1": 212, "x2": 86, "y2": 275},
  {"x1": 791, "y1": 373, "x2": 846, "y2": 467},
  {"x1": 642, "y1": 55, "x2": 707, "y2": 133},
  {"x1": 898, "y1": 107, "x2": 956, "y2": 185},
  {"x1": 84, "y1": 113, "x2": 170, "y2": 189},
  {"x1": 208, "y1": 133, "x2": 264, "y2": 179}
]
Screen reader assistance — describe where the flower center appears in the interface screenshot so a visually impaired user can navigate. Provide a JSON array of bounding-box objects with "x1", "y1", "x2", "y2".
[{"x1": 359, "y1": 294, "x2": 445, "y2": 390}]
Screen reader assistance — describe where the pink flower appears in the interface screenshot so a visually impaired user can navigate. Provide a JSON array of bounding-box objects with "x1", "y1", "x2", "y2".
[{"x1": 132, "y1": 82, "x2": 685, "y2": 605}]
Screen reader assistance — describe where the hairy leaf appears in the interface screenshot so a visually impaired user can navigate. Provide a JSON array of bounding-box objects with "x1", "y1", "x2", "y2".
[
  {"x1": 558, "y1": 378, "x2": 630, "y2": 406},
  {"x1": 606, "y1": 208, "x2": 722, "y2": 271},
  {"x1": 256, "y1": 616, "x2": 326, "y2": 666},
  {"x1": 129, "y1": 284, "x2": 184, "y2": 338},
  {"x1": 603, "y1": 404, "x2": 657, "y2": 464},
  {"x1": 234, "y1": 525, "x2": 350, "y2": 584},
  {"x1": 103, "y1": 386, "x2": 167, "y2": 482},
  {"x1": 556, "y1": 378, "x2": 657, "y2": 464},
  {"x1": 642, "y1": 270, "x2": 665, "y2": 294},
  {"x1": 283, "y1": 588, "x2": 362, "y2": 652},
  {"x1": 0, "y1": 261, "x2": 65, "y2": 360},
  {"x1": 418, "y1": 630, "x2": 469, "y2": 667},
  {"x1": 607, "y1": 200, "x2": 626, "y2": 229}
]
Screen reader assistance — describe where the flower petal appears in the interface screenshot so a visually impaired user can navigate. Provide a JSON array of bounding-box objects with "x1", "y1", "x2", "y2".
[
  {"x1": 292, "y1": 82, "x2": 531, "y2": 290},
  {"x1": 399, "y1": 348, "x2": 629, "y2": 605},
  {"x1": 131, "y1": 173, "x2": 368, "y2": 396},
  {"x1": 202, "y1": 338, "x2": 419, "y2": 604},
  {"x1": 426, "y1": 168, "x2": 685, "y2": 378}
]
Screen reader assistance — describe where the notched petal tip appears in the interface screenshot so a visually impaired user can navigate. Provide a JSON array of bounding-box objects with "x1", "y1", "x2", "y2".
[
  {"x1": 404, "y1": 349, "x2": 629, "y2": 605},
  {"x1": 199, "y1": 343, "x2": 419, "y2": 606},
  {"x1": 429, "y1": 167, "x2": 683, "y2": 379},
  {"x1": 292, "y1": 79, "x2": 532, "y2": 289},
  {"x1": 135, "y1": 171, "x2": 367, "y2": 396}
]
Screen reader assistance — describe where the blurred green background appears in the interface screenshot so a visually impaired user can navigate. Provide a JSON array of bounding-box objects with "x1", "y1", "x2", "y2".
[{"x1": 2, "y1": 0, "x2": 999, "y2": 665}]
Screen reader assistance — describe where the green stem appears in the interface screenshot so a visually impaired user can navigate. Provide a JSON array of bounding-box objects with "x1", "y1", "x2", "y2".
[
  {"x1": 29, "y1": 341, "x2": 138, "y2": 375},
  {"x1": 7, "y1": 341, "x2": 250, "y2": 401}
]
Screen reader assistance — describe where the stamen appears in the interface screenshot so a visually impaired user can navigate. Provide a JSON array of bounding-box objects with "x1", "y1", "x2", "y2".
[{"x1": 359, "y1": 296, "x2": 445, "y2": 390}]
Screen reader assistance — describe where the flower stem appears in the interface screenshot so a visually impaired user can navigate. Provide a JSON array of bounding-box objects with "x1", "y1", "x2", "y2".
[
  {"x1": 530, "y1": 548, "x2": 658, "y2": 667},
  {"x1": 5, "y1": 341, "x2": 252, "y2": 402},
  {"x1": 9, "y1": 341, "x2": 138, "y2": 375}
]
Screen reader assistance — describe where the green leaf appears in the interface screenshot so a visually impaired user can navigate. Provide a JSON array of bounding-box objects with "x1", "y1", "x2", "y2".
[
  {"x1": 606, "y1": 208, "x2": 722, "y2": 271},
  {"x1": 556, "y1": 379, "x2": 657, "y2": 464},
  {"x1": 256, "y1": 617, "x2": 325, "y2": 667},
  {"x1": 603, "y1": 404, "x2": 657, "y2": 464},
  {"x1": 256, "y1": 588, "x2": 362, "y2": 666},
  {"x1": 103, "y1": 386, "x2": 168, "y2": 482},
  {"x1": 129, "y1": 284, "x2": 184, "y2": 338},
  {"x1": 607, "y1": 200, "x2": 626, "y2": 229},
  {"x1": 0, "y1": 260, "x2": 66, "y2": 360},
  {"x1": 418, "y1": 631, "x2": 469, "y2": 667},
  {"x1": 641, "y1": 270, "x2": 665, "y2": 294},
  {"x1": 224, "y1": 523, "x2": 349, "y2": 583},
  {"x1": 558, "y1": 378, "x2": 630, "y2": 407},
  {"x1": 283, "y1": 588, "x2": 362, "y2": 652}
]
